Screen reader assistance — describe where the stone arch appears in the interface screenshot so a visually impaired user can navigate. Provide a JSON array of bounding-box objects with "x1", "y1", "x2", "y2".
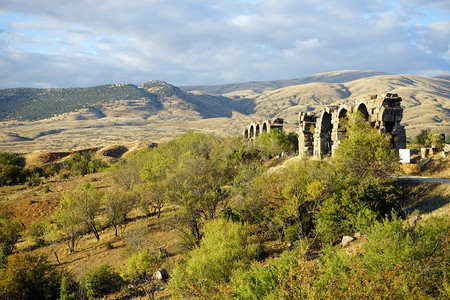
[
  {"x1": 255, "y1": 123, "x2": 260, "y2": 137},
  {"x1": 329, "y1": 106, "x2": 349, "y2": 155},
  {"x1": 249, "y1": 124, "x2": 255, "y2": 138},
  {"x1": 338, "y1": 107, "x2": 348, "y2": 128},
  {"x1": 262, "y1": 120, "x2": 269, "y2": 133},
  {"x1": 244, "y1": 126, "x2": 249, "y2": 139},
  {"x1": 314, "y1": 111, "x2": 333, "y2": 157},
  {"x1": 356, "y1": 103, "x2": 369, "y2": 121}
]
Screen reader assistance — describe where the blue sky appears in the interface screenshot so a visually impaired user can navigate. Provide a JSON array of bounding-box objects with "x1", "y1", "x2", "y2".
[{"x1": 0, "y1": 0, "x2": 449, "y2": 88}]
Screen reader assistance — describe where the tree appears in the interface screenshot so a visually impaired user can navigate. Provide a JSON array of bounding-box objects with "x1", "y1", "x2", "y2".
[
  {"x1": 0, "y1": 204, "x2": 23, "y2": 266},
  {"x1": 0, "y1": 252, "x2": 60, "y2": 300},
  {"x1": 167, "y1": 153, "x2": 229, "y2": 248},
  {"x1": 416, "y1": 129, "x2": 433, "y2": 148},
  {"x1": 112, "y1": 157, "x2": 144, "y2": 190},
  {"x1": 54, "y1": 195, "x2": 86, "y2": 253},
  {"x1": 140, "y1": 131, "x2": 232, "y2": 248},
  {"x1": 138, "y1": 181, "x2": 168, "y2": 218},
  {"x1": 333, "y1": 111, "x2": 399, "y2": 179},
  {"x1": 66, "y1": 153, "x2": 89, "y2": 176},
  {"x1": 54, "y1": 182, "x2": 103, "y2": 252},
  {"x1": 314, "y1": 112, "x2": 402, "y2": 242},
  {"x1": 70, "y1": 182, "x2": 103, "y2": 241},
  {"x1": 104, "y1": 189, "x2": 135, "y2": 237}
]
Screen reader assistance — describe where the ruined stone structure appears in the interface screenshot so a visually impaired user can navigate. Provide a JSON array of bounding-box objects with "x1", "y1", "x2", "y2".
[
  {"x1": 298, "y1": 93, "x2": 407, "y2": 158},
  {"x1": 244, "y1": 118, "x2": 284, "y2": 139}
]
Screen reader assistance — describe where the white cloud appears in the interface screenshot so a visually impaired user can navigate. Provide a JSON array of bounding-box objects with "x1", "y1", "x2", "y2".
[{"x1": 0, "y1": 0, "x2": 448, "y2": 88}]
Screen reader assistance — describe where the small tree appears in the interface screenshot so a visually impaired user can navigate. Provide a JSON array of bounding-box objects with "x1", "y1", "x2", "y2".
[
  {"x1": 104, "y1": 189, "x2": 135, "y2": 237},
  {"x1": 333, "y1": 111, "x2": 399, "y2": 179},
  {"x1": 416, "y1": 129, "x2": 433, "y2": 148},
  {"x1": 71, "y1": 182, "x2": 103, "y2": 241},
  {"x1": 255, "y1": 130, "x2": 297, "y2": 159},
  {"x1": 112, "y1": 157, "x2": 144, "y2": 190},
  {"x1": 0, "y1": 204, "x2": 23, "y2": 265},
  {"x1": 0, "y1": 252, "x2": 60, "y2": 299},
  {"x1": 54, "y1": 195, "x2": 85, "y2": 253},
  {"x1": 167, "y1": 153, "x2": 229, "y2": 248},
  {"x1": 138, "y1": 181, "x2": 168, "y2": 218}
]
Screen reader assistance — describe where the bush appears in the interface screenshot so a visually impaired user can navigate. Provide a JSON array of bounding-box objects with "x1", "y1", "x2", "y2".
[
  {"x1": 0, "y1": 252, "x2": 60, "y2": 300},
  {"x1": 230, "y1": 249, "x2": 300, "y2": 299},
  {"x1": 0, "y1": 205, "x2": 23, "y2": 256},
  {"x1": 227, "y1": 216, "x2": 450, "y2": 299},
  {"x1": 65, "y1": 152, "x2": 106, "y2": 176},
  {"x1": 82, "y1": 264, "x2": 123, "y2": 299},
  {"x1": 120, "y1": 248, "x2": 161, "y2": 299},
  {"x1": 59, "y1": 272, "x2": 80, "y2": 300},
  {"x1": 169, "y1": 218, "x2": 260, "y2": 298},
  {"x1": 314, "y1": 177, "x2": 400, "y2": 243},
  {"x1": 255, "y1": 130, "x2": 297, "y2": 159},
  {"x1": 0, "y1": 152, "x2": 25, "y2": 186}
]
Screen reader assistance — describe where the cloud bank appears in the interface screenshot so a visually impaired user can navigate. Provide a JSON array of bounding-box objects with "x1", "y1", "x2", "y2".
[{"x1": 0, "y1": 0, "x2": 449, "y2": 88}]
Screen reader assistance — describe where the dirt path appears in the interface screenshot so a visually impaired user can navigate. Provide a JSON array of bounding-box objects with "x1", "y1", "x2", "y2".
[{"x1": 393, "y1": 175, "x2": 450, "y2": 184}]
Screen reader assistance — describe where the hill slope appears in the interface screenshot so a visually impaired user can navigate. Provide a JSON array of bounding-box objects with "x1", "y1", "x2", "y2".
[{"x1": 0, "y1": 71, "x2": 448, "y2": 152}]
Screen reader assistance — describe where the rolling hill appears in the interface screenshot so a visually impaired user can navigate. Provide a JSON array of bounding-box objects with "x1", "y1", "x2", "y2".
[{"x1": 0, "y1": 70, "x2": 448, "y2": 152}]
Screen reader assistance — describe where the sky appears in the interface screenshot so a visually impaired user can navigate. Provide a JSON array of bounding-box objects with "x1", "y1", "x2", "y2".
[{"x1": 0, "y1": 0, "x2": 449, "y2": 89}]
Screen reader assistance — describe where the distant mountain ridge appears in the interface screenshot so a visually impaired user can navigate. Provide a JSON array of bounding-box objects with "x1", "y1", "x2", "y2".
[
  {"x1": 181, "y1": 70, "x2": 390, "y2": 94},
  {"x1": 0, "y1": 70, "x2": 449, "y2": 141}
]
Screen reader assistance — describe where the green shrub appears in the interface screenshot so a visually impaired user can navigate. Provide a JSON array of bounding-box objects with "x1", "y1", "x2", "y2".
[
  {"x1": 59, "y1": 273, "x2": 79, "y2": 300},
  {"x1": 0, "y1": 205, "x2": 23, "y2": 255},
  {"x1": 255, "y1": 130, "x2": 297, "y2": 159},
  {"x1": 0, "y1": 152, "x2": 25, "y2": 186},
  {"x1": 120, "y1": 248, "x2": 162, "y2": 299},
  {"x1": 27, "y1": 171, "x2": 41, "y2": 187},
  {"x1": 0, "y1": 252, "x2": 60, "y2": 300},
  {"x1": 169, "y1": 218, "x2": 260, "y2": 298},
  {"x1": 230, "y1": 250, "x2": 300, "y2": 299},
  {"x1": 82, "y1": 264, "x2": 123, "y2": 299}
]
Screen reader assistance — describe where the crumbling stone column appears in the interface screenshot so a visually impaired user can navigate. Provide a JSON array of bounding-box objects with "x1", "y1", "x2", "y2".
[{"x1": 298, "y1": 112, "x2": 317, "y2": 156}]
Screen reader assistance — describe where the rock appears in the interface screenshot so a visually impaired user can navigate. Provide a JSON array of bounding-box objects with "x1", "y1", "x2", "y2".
[
  {"x1": 417, "y1": 157, "x2": 430, "y2": 169},
  {"x1": 354, "y1": 232, "x2": 361, "y2": 239},
  {"x1": 154, "y1": 268, "x2": 169, "y2": 282},
  {"x1": 408, "y1": 215, "x2": 421, "y2": 227},
  {"x1": 342, "y1": 235, "x2": 355, "y2": 246}
]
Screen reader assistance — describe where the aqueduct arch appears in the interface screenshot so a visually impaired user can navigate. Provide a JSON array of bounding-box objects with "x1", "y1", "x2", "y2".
[
  {"x1": 249, "y1": 124, "x2": 255, "y2": 139},
  {"x1": 357, "y1": 103, "x2": 369, "y2": 121},
  {"x1": 243, "y1": 118, "x2": 284, "y2": 140},
  {"x1": 299, "y1": 93, "x2": 406, "y2": 158}
]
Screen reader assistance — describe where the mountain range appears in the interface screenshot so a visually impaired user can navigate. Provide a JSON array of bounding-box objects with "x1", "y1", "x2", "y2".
[{"x1": 0, "y1": 70, "x2": 448, "y2": 152}]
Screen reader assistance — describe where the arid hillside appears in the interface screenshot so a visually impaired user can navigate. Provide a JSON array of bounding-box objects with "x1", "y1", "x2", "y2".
[{"x1": 0, "y1": 70, "x2": 448, "y2": 152}]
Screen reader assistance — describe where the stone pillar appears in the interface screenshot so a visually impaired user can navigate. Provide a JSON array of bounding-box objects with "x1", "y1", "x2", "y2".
[{"x1": 298, "y1": 112, "x2": 316, "y2": 156}]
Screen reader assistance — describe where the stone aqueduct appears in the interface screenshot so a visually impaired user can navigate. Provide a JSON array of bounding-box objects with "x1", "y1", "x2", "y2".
[
  {"x1": 243, "y1": 117, "x2": 284, "y2": 139},
  {"x1": 244, "y1": 93, "x2": 407, "y2": 158}
]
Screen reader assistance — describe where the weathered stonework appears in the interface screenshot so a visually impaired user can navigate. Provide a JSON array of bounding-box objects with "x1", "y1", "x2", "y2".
[
  {"x1": 244, "y1": 117, "x2": 284, "y2": 139},
  {"x1": 298, "y1": 93, "x2": 407, "y2": 158}
]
